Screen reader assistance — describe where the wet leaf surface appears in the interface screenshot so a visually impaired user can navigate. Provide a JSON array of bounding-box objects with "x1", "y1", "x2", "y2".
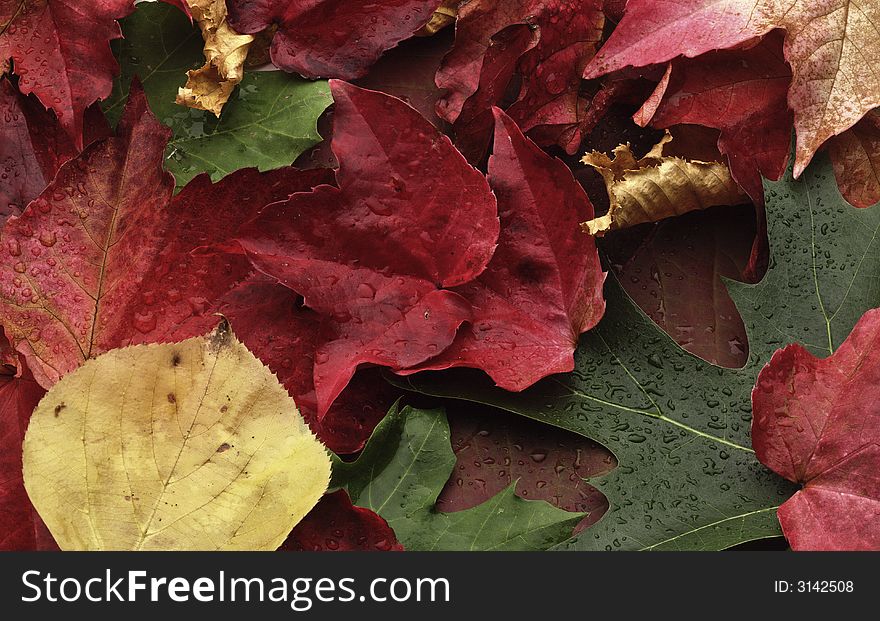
[{"x1": 398, "y1": 156, "x2": 880, "y2": 550}]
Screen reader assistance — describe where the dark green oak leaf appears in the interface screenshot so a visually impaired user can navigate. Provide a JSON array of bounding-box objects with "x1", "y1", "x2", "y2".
[
  {"x1": 395, "y1": 156, "x2": 880, "y2": 550},
  {"x1": 331, "y1": 404, "x2": 583, "y2": 551},
  {"x1": 103, "y1": 2, "x2": 331, "y2": 187}
]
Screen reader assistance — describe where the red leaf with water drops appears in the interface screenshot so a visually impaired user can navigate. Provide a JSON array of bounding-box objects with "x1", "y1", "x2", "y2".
[
  {"x1": 436, "y1": 403, "x2": 615, "y2": 535},
  {"x1": 634, "y1": 32, "x2": 793, "y2": 204},
  {"x1": 0, "y1": 79, "x2": 110, "y2": 226},
  {"x1": 0, "y1": 350, "x2": 56, "y2": 550},
  {"x1": 0, "y1": 81, "x2": 329, "y2": 388},
  {"x1": 225, "y1": 0, "x2": 441, "y2": 79},
  {"x1": 216, "y1": 275, "x2": 397, "y2": 454},
  {"x1": 0, "y1": 0, "x2": 134, "y2": 148},
  {"x1": 436, "y1": 0, "x2": 605, "y2": 159},
  {"x1": 280, "y1": 490, "x2": 403, "y2": 551},
  {"x1": 238, "y1": 81, "x2": 498, "y2": 417},
  {"x1": 752, "y1": 308, "x2": 880, "y2": 550},
  {"x1": 398, "y1": 109, "x2": 605, "y2": 391},
  {"x1": 445, "y1": 23, "x2": 538, "y2": 164},
  {"x1": 584, "y1": 0, "x2": 880, "y2": 178}
]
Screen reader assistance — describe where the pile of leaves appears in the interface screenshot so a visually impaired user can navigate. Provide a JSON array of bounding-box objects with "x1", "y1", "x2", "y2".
[{"x1": 1, "y1": 0, "x2": 878, "y2": 551}]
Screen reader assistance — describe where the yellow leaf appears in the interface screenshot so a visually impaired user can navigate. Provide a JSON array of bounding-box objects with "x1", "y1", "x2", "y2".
[
  {"x1": 22, "y1": 324, "x2": 330, "y2": 551},
  {"x1": 581, "y1": 133, "x2": 748, "y2": 236},
  {"x1": 176, "y1": 0, "x2": 254, "y2": 116}
]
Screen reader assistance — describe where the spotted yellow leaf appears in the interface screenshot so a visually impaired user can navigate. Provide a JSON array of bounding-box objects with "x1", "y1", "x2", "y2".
[{"x1": 22, "y1": 323, "x2": 330, "y2": 551}]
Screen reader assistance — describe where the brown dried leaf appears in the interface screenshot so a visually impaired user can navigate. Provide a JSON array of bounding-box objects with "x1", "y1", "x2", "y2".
[
  {"x1": 581, "y1": 132, "x2": 748, "y2": 235},
  {"x1": 175, "y1": 0, "x2": 254, "y2": 116}
]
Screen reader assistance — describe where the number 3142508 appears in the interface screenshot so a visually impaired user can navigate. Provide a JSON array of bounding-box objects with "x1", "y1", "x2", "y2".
[{"x1": 797, "y1": 581, "x2": 854, "y2": 593}]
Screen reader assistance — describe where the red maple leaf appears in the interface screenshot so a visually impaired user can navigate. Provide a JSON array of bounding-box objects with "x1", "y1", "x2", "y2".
[
  {"x1": 281, "y1": 490, "x2": 403, "y2": 551},
  {"x1": 634, "y1": 32, "x2": 792, "y2": 204},
  {"x1": 225, "y1": 0, "x2": 441, "y2": 79},
  {"x1": 0, "y1": 0, "x2": 134, "y2": 148},
  {"x1": 584, "y1": 0, "x2": 880, "y2": 178},
  {"x1": 0, "y1": 81, "x2": 328, "y2": 388},
  {"x1": 398, "y1": 108, "x2": 606, "y2": 390},
  {"x1": 630, "y1": 28, "x2": 880, "y2": 210},
  {"x1": 0, "y1": 78, "x2": 110, "y2": 226},
  {"x1": 238, "y1": 81, "x2": 499, "y2": 417},
  {"x1": 436, "y1": 0, "x2": 605, "y2": 160},
  {"x1": 0, "y1": 80, "x2": 399, "y2": 456},
  {"x1": 752, "y1": 308, "x2": 880, "y2": 550}
]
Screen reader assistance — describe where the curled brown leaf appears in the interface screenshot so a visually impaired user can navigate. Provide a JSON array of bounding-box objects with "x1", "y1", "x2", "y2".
[
  {"x1": 581, "y1": 132, "x2": 748, "y2": 235},
  {"x1": 175, "y1": 0, "x2": 254, "y2": 116}
]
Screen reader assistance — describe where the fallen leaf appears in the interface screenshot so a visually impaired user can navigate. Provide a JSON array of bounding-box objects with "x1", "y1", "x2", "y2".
[
  {"x1": 613, "y1": 205, "x2": 754, "y2": 368},
  {"x1": 436, "y1": 402, "x2": 614, "y2": 534},
  {"x1": 399, "y1": 109, "x2": 606, "y2": 390},
  {"x1": 333, "y1": 404, "x2": 583, "y2": 550},
  {"x1": 281, "y1": 489, "x2": 403, "y2": 551},
  {"x1": 0, "y1": 79, "x2": 110, "y2": 225},
  {"x1": 215, "y1": 275, "x2": 398, "y2": 454},
  {"x1": 0, "y1": 81, "x2": 330, "y2": 388},
  {"x1": 23, "y1": 325, "x2": 331, "y2": 550},
  {"x1": 238, "y1": 81, "x2": 499, "y2": 417},
  {"x1": 443, "y1": 23, "x2": 538, "y2": 163},
  {"x1": 634, "y1": 31, "x2": 792, "y2": 204},
  {"x1": 0, "y1": 0, "x2": 133, "y2": 148},
  {"x1": 398, "y1": 154, "x2": 880, "y2": 550},
  {"x1": 175, "y1": 0, "x2": 254, "y2": 116},
  {"x1": 828, "y1": 111, "x2": 880, "y2": 209},
  {"x1": 225, "y1": 0, "x2": 442, "y2": 79},
  {"x1": 0, "y1": 357, "x2": 55, "y2": 550},
  {"x1": 436, "y1": 0, "x2": 605, "y2": 157},
  {"x1": 106, "y1": 2, "x2": 332, "y2": 187},
  {"x1": 752, "y1": 308, "x2": 880, "y2": 550},
  {"x1": 581, "y1": 132, "x2": 748, "y2": 235},
  {"x1": 584, "y1": 0, "x2": 880, "y2": 177}
]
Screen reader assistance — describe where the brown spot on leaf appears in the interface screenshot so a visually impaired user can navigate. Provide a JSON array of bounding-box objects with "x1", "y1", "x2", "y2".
[
  {"x1": 171, "y1": 352, "x2": 182, "y2": 366},
  {"x1": 167, "y1": 393, "x2": 176, "y2": 404},
  {"x1": 217, "y1": 443, "x2": 231, "y2": 453},
  {"x1": 54, "y1": 403, "x2": 66, "y2": 417},
  {"x1": 208, "y1": 320, "x2": 232, "y2": 352}
]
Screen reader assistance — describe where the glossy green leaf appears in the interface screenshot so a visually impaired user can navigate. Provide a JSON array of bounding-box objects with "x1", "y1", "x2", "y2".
[
  {"x1": 104, "y1": 2, "x2": 331, "y2": 187},
  {"x1": 396, "y1": 155, "x2": 880, "y2": 550},
  {"x1": 332, "y1": 404, "x2": 583, "y2": 551}
]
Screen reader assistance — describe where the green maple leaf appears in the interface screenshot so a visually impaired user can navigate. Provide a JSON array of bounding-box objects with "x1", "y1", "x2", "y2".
[
  {"x1": 103, "y1": 2, "x2": 331, "y2": 188},
  {"x1": 332, "y1": 404, "x2": 583, "y2": 551},
  {"x1": 396, "y1": 156, "x2": 880, "y2": 550}
]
